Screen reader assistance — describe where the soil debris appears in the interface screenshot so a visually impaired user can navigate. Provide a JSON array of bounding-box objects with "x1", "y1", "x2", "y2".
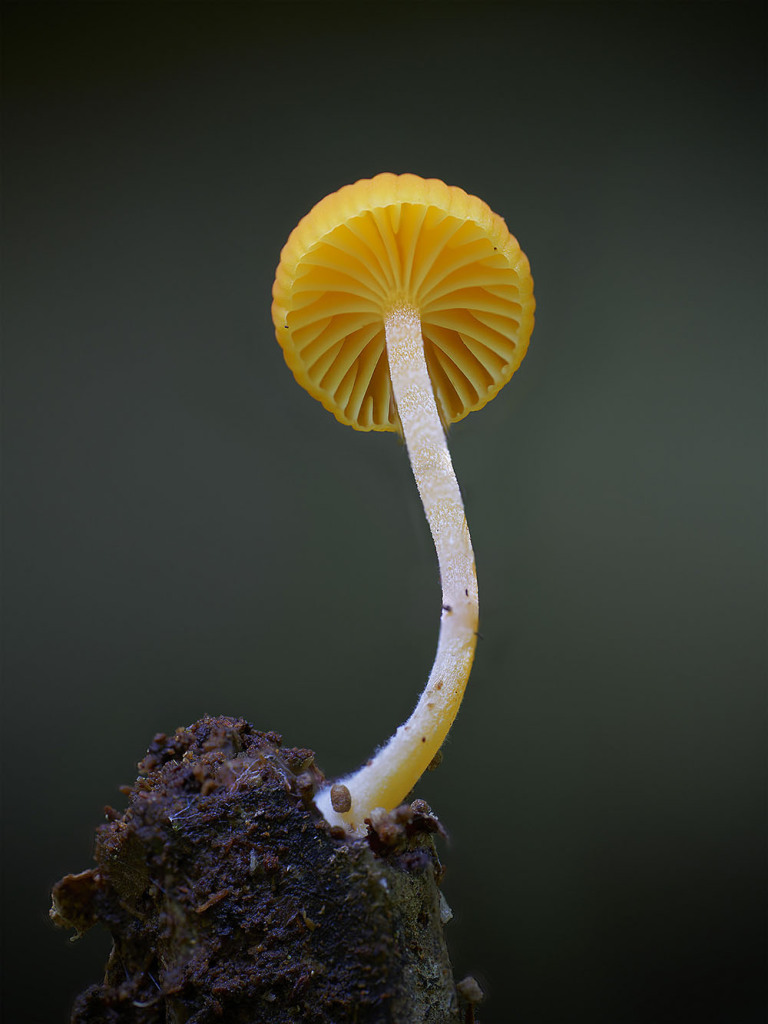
[{"x1": 51, "y1": 715, "x2": 474, "y2": 1023}]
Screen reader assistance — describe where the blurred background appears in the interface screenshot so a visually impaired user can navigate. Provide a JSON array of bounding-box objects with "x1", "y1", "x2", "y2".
[{"x1": 3, "y1": 3, "x2": 765, "y2": 1022}]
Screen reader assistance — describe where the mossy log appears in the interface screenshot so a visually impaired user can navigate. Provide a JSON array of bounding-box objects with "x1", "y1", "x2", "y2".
[{"x1": 51, "y1": 715, "x2": 480, "y2": 1023}]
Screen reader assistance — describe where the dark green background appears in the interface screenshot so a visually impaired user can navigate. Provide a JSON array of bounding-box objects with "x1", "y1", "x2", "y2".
[{"x1": 3, "y1": 3, "x2": 765, "y2": 1022}]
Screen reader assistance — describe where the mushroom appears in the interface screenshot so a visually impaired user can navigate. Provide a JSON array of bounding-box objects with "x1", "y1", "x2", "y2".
[{"x1": 271, "y1": 173, "x2": 535, "y2": 831}]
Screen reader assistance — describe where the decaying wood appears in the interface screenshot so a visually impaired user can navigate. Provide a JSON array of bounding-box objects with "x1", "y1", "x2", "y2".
[{"x1": 51, "y1": 715, "x2": 479, "y2": 1023}]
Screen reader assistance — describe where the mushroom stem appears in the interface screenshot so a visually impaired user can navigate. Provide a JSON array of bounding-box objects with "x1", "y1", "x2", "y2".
[{"x1": 317, "y1": 306, "x2": 479, "y2": 832}]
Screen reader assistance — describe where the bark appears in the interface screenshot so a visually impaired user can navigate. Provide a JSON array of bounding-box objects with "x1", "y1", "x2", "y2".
[{"x1": 51, "y1": 715, "x2": 479, "y2": 1023}]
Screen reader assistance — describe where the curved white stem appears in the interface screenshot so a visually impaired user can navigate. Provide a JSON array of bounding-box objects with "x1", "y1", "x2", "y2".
[{"x1": 316, "y1": 306, "x2": 479, "y2": 832}]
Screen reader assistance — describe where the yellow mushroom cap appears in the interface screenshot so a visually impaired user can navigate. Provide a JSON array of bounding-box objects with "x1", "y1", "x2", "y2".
[{"x1": 271, "y1": 173, "x2": 535, "y2": 432}]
